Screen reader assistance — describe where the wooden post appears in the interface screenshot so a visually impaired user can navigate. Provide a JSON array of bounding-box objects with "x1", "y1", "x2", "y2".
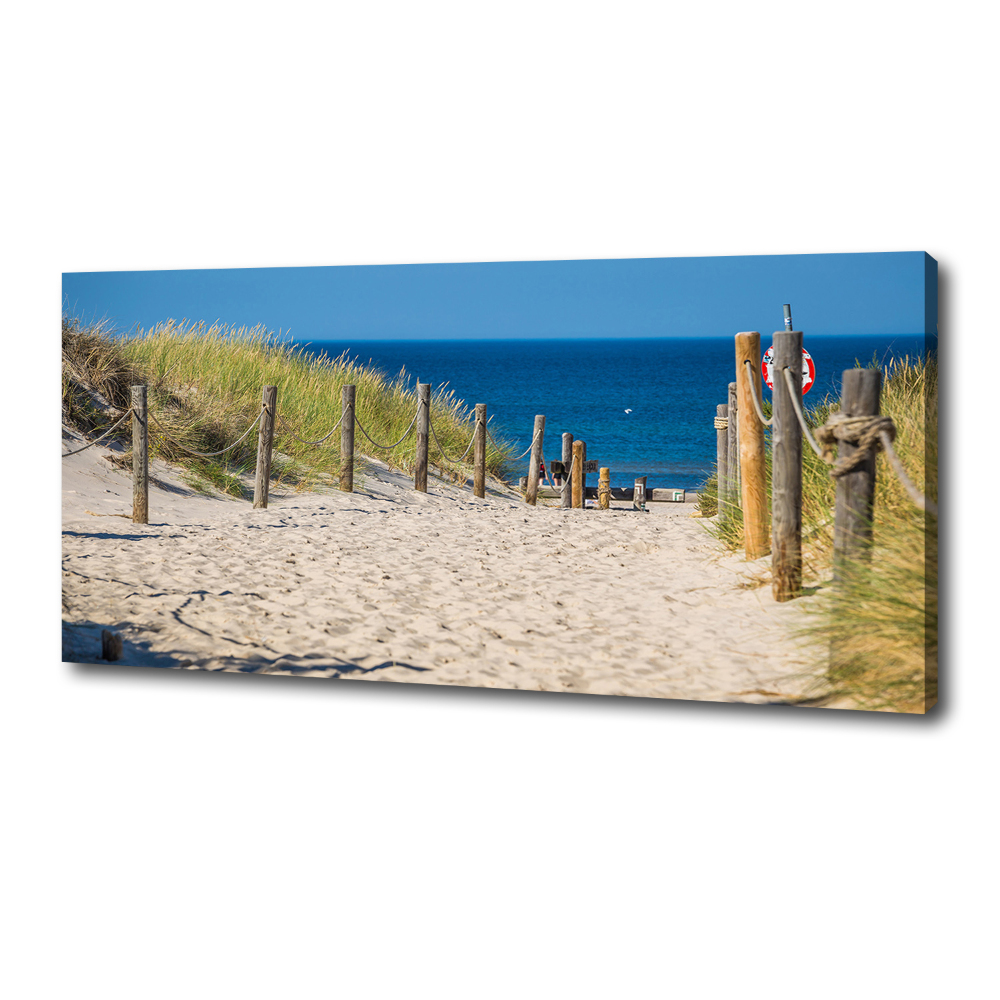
[
  {"x1": 101, "y1": 629, "x2": 123, "y2": 661},
  {"x1": 340, "y1": 383, "x2": 355, "y2": 493},
  {"x1": 833, "y1": 368, "x2": 881, "y2": 579},
  {"x1": 415, "y1": 382, "x2": 430, "y2": 492},
  {"x1": 473, "y1": 403, "x2": 487, "y2": 498},
  {"x1": 525, "y1": 414, "x2": 545, "y2": 506},
  {"x1": 735, "y1": 334, "x2": 768, "y2": 559},
  {"x1": 633, "y1": 476, "x2": 647, "y2": 512},
  {"x1": 580, "y1": 440, "x2": 588, "y2": 505},
  {"x1": 571, "y1": 440, "x2": 584, "y2": 508},
  {"x1": 253, "y1": 385, "x2": 278, "y2": 509},
  {"x1": 561, "y1": 432, "x2": 573, "y2": 508},
  {"x1": 771, "y1": 330, "x2": 803, "y2": 602},
  {"x1": 716, "y1": 403, "x2": 728, "y2": 523},
  {"x1": 131, "y1": 385, "x2": 148, "y2": 524},
  {"x1": 727, "y1": 381, "x2": 740, "y2": 518},
  {"x1": 598, "y1": 467, "x2": 611, "y2": 509}
]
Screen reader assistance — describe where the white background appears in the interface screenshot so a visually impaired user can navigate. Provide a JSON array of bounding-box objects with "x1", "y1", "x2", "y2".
[{"x1": 4, "y1": 2, "x2": 997, "y2": 997}]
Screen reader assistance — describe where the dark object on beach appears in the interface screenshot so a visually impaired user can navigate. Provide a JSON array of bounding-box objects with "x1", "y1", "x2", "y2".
[
  {"x1": 550, "y1": 460, "x2": 565, "y2": 485},
  {"x1": 783, "y1": 303, "x2": 793, "y2": 330},
  {"x1": 101, "y1": 629, "x2": 123, "y2": 661}
]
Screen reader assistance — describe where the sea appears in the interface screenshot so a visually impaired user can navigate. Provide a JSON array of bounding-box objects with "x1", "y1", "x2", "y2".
[{"x1": 297, "y1": 334, "x2": 932, "y2": 492}]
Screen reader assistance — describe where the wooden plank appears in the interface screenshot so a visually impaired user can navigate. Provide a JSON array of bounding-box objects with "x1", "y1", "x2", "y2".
[
  {"x1": 771, "y1": 330, "x2": 803, "y2": 601},
  {"x1": 253, "y1": 385, "x2": 278, "y2": 509},
  {"x1": 473, "y1": 403, "x2": 486, "y2": 498},
  {"x1": 340, "y1": 383, "x2": 355, "y2": 492},
  {"x1": 833, "y1": 367, "x2": 881, "y2": 578},
  {"x1": 535, "y1": 486, "x2": 690, "y2": 502},
  {"x1": 735, "y1": 333, "x2": 768, "y2": 558},
  {"x1": 131, "y1": 384, "x2": 148, "y2": 524},
  {"x1": 414, "y1": 382, "x2": 430, "y2": 492},
  {"x1": 525, "y1": 414, "x2": 545, "y2": 506}
]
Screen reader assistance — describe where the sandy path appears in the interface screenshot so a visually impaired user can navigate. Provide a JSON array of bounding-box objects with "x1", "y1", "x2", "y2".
[{"x1": 62, "y1": 432, "x2": 828, "y2": 704}]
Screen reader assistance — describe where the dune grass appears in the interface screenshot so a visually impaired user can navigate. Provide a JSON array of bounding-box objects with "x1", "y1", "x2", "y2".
[
  {"x1": 63, "y1": 318, "x2": 514, "y2": 498},
  {"x1": 698, "y1": 355, "x2": 936, "y2": 712}
]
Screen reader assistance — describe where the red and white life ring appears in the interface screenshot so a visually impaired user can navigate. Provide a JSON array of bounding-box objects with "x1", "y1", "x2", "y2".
[{"x1": 762, "y1": 346, "x2": 816, "y2": 395}]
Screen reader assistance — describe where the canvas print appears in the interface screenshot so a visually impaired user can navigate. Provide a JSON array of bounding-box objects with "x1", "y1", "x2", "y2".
[{"x1": 62, "y1": 252, "x2": 937, "y2": 712}]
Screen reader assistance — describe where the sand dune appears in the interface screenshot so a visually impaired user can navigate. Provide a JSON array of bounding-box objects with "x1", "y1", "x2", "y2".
[{"x1": 62, "y1": 431, "x2": 829, "y2": 705}]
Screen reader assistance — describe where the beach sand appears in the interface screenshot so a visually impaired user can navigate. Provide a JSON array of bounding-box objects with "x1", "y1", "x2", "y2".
[{"x1": 62, "y1": 431, "x2": 829, "y2": 705}]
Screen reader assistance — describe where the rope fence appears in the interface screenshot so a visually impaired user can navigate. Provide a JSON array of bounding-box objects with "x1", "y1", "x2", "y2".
[
  {"x1": 429, "y1": 416, "x2": 476, "y2": 464},
  {"x1": 721, "y1": 331, "x2": 935, "y2": 604},
  {"x1": 743, "y1": 360, "x2": 773, "y2": 427},
  {"x1": 353, "y1": 410, "x2": 419, "y2": 452},
  {"x1": 276, "y1": 410, "x2": 346, "y2": 447},
  {"x1": 148, "y1": 406, "x2": 265, "y2": 458}
]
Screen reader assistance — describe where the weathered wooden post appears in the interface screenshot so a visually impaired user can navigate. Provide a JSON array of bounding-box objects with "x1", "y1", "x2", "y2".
[
  {"x1": 716, "y1": 403, "x2": 728, "y2": 523},
  {"x1": 580, "y1": 441, "x2": 588, "y2": 504},
  {"x1": 131, "y1": 385, "x2": 148, "y2": 524},
  {"x1": 561, "y1": 432, "x2": 573, "y2": 508},
  {"x1": 833, "y1": 368, "x2": 881, "y2": 579},
  {"x1": 253, "y1": 385, "x2": 278, "y2": 509},
  {"x1": 771, "y1": 330, "x2": 803, "y2": 602},
  {"x1": 340, "y1": 383, "x2": 355, "y2": 493},
  {"x1": 101, "y1": 629, "x2": 123, "y2": 661},
  {"x1": 633, "y1": 475, "x2": 647, "y2": 512},
  {"x1": 598, "y1": 467, "x2": 611, "y2": 509},
  {"x1": 415, "y1": 382, "x2": 430, "y2": 492},
  {"x1": 571, "y1": 439, "x2": 584, "y2": 508},
  {"x1": 525, "y1": 414, "x2": 545, "y2": 506},
  {"x1": 735, "y1": 334, "x2": 768, "y2": 559},
  {"x1": 473, "y1": 403, "x2": 487, "y2": 498},
  {"x1": 727, "y1": 381, "x2": 740, "y2": 517}
]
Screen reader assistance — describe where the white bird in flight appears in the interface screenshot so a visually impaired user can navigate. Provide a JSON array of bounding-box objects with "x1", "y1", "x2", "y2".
[{"x1": 624, "y1": 408, "x2": 633, "y2": 414}]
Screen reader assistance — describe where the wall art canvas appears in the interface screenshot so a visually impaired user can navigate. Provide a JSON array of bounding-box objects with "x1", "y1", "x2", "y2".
[{"x1": 62, "y1": 252, "x2": 938, "y2": 712}]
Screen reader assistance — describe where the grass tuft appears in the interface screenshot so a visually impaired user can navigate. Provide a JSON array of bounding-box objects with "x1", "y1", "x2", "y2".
[{"x1": 63, "y1": 317, "x2": 514, "y2": 497}]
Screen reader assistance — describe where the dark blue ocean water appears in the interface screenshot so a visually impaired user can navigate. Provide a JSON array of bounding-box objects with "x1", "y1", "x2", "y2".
[{"x1": 298, "y1": 335, "x2": 931, "y2": 491}]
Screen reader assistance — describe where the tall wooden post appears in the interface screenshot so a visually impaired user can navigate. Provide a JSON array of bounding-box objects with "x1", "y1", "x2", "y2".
[
  {"x1": 580, "y1": 441, "x2": 588, "y2": 504},
  {"x1": 253, "y1": 385, "x2": 278, "y2": 509},
  {"x1": 131, "y1": 385, "x2": 148, "y2": 524},
  {"x1": 735, "y1": 333, "x2": 768, "y2": 559},
  {"x1": 727, "y1": 381, "x2": 740, "y2": 517},
  {"x1": 833, "y1": 368, "x2": 881, "y2": 579},
  {"x1": 340, "y1": 383, "x2": 355, "y2": 493},
  {"x1": 525, "y1": 414, "x2": 546, "y2": 506},
  {"x1": 716, "y1": 403, "x2": 728, "y2": 523},
  {"x1": 571, "y1": 440, "x2": 584, "y2": 508},
  {"x1": 473, "y1": 403, "x2": 487, "y2": 498},
  {"x1": 561, "y1": 432, "x2": 573, "y2": 508},
  {"x1": 771, "y1": 330, "x2": 803, "y2": 601},
  {"x1": 598, "y1": 467, "x2": 611, "y2": 509},
  {"x1": 415, "y1": 382, "x2": 430, "y2": 492}
]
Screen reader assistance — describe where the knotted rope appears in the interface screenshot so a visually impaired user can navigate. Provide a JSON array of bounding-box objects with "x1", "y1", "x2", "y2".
[
  {"x1": 812, "y1": 407, "x2": 937, "y2": 516},
  {"x1": 815, "y1": 412, "x2": 897, "y2": 476},
  {"x1": 714, "y1": 416, "x2": 729, "y2": 430}
]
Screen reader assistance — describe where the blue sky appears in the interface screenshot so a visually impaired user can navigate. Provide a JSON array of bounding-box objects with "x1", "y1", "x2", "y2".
[{"x1": 63, "y1": 251, "x2": 935, "y2": 341}]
